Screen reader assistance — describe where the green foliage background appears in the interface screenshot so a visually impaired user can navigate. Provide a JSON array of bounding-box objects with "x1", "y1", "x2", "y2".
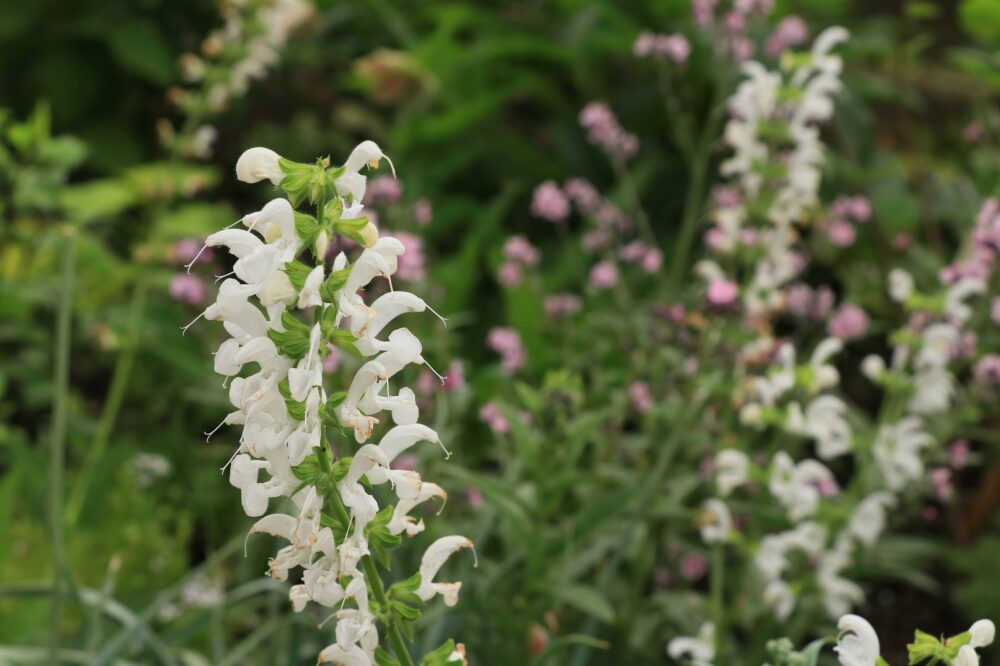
[{"x1": 2, "y1": 0, "x2": 1000, "y2": 664}]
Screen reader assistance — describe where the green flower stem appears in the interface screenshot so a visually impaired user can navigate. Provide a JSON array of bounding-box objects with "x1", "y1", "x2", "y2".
[
  {"x1": 66, "y1": 276, "x2": 148, "y2": 527},
  {"x1": 49, "y1": 226, "x2": 76, "y2": 662},
  {"x1": 667, "y1": 80, "x2": 728, "y2": 294},
  {"x1": 710, "y1": 543, "x2": 725, "y2": 663}
]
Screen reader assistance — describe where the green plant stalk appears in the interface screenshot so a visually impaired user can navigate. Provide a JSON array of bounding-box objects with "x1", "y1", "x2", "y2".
[
  {"x1": 48, "y1": 226, "x2": 76, "y2": 662},
  {"x1": 710, "y1": 543, "x2": 725, "y2": 663},
  {"x1": 667, "y1": 81, "x2": 728, "y2": 294},
  {"x1": 66, "y1": 277, "x2": 148, "y2": 527}
]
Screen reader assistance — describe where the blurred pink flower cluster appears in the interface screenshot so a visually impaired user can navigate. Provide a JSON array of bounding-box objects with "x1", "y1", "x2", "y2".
[
  {"x1": 169, "y1": 238, "x2": 213, "y2": 305},
  {"x1": 633, "y1": 31, "x2": 691, "y2": 65},
  {"x1": 488, "y1": 327, "x2": 526, "y2": 373},
  {"x1": 693, "y1": 0, "x2": 774, "y2": 61},
  {"x1": 579, "y1": 102, "x2": 638, "y2": 160},
  {"x1": 941, "y1": 198, "x2": 1000, "y2": 285},
  {"x1": 823, "y1": 195, "x2": 872, "y2": 248},
  {"x1": 498, "y1": 235, "x2": 541, "y2": 286}
]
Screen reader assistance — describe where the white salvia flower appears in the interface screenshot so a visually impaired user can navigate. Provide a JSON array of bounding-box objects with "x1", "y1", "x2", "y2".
[
  {"x1": 955, "y1": 645, "x2": 980, "y2": 666},
  {"x1": 834, "y1": 614, "x2": 880, "y2": 666},
  {"x1": 888, "y1": 268, "x2": 914, "y2": 303},
  {"x1": 818, "y1": 537, "x2": 863, "y2": 618},
  {"x1": 970, "y1": 620, "x2": 996, "y2": 648},
  {"x1": 769, "y1": 451, "x2": 834, "y2": 521},
  {"x1": 945, "y1": 277, "x2": 985, "y2": 326},
  {"x1": 873, "y1": 417, "x2": 932, "y2": 491},
  {"x1": 389, "y1": 482, "x2": 447, "y2": 537},
  {"x1": 909, "y1": 365, "x2": 955, "y2": 415},
  {"x1": 763, "y1": 578, "x2": 795, "y2": 620},
  {"x1": 666, "y1": 622, "x2": 715, "y2": 664},
  {"x1": 416, "y1": 536, "x2": 475, "y2": 606},
  {"x1": 847, "y1": 493, "x2": 895, "y2": 547},
  {"x1": 699, "y1": 498, "x2": 732, "y2": 544},
  {"x1": 199, "y1": 141, "x2": 469, "y2": 663},
  {"x1": 810, "y1": 338, "x2": 843, "y2": 391},
  {"x1": 336, "y1": 140, "x2": 395, "y2": 203},
  {"x1": 236, "y1": 146, "x2": 283, "y2": 184},
  {"x1": 917, "y1": 323, "x2": 959, "y2": 368},
  {"x1": 715, "y1": 449, "x2": 750, "y2": 496},
  {"x1": 785, "y1": 395, "x2": 852, "y2": 459},
  {"x1": 861, "y1": 354, "x2": 885, "y2": 382}
]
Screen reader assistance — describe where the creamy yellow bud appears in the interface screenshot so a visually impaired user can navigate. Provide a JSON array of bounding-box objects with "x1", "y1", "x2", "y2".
[
  {"x1": 315, "y1": 229, "x2": 330, "y2": 258},
  {"x1": 359, "y1": 221, "x2": 379, "y2": 247}
]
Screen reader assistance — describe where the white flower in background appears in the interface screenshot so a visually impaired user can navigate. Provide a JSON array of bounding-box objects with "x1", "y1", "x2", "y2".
[
  {"x1": 861, "y1": 354, "x2": 886, "y2": 382},
  {"x1": 888, "y1": 268, "x2": 913, "y2": 303},
  {"x1": 699, "y1": 498, "x2": 732, "y2": 544},
  {"x1": 916, "y1": 323, "x2": 959, "y2": 368},
  {"x1": 786, "y1": 394, "x2": 852, "y2": 459},
  {"x1": 834, "y1": 614, "x2": 880, "y2": 666},
  {"x1": 667, "y1": 622, "x2": 715, "y2": 664},
  {"x1": 847, "y1": 493, "x2": 895, "y2": 547},
  {"x1": 769, "y1": 451, "x2": 835, "y2": 521},
  {"x1": 873, "y1": 417, "x2": 932, "y2": 491},
  {"x1": 715, "y1": 449, "x2": 750, "y2": 496},
  {"x1": 945, "y1": 278, "x2": 985, "y2": 326},
  {"x1": 818, "y1": 537, "x2": 863, "y2": 618}
]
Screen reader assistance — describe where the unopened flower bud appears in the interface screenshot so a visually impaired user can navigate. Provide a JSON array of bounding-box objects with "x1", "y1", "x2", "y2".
[
  {"x1": 236, "y1": 147, "x2": 283, "y2": 185},
  {"x1": 315, "y1": 229, "x2": 330, "y2": 259}
]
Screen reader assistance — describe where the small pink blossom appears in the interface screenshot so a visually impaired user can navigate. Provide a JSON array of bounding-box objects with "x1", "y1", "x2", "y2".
[
  {"x1": 479, "y1": 403, "x2": 509, "y2": 434},
  {"x1": 579, "y1": 102, "x2": 638, "y2": 160},
  {"x1": 827, "y1": 304, "x2": 869, "y2": 340},
  {"x1": 563, "y1": 178, "x2": 600, "y2": 213},
  {"x1": 681, "y1": 554, "x2": 708, "y2": 581},
  {"x1": 827, "y1": 220, "x2": 856, "y2": 247},
  {"x1": 488, "y1": 327, "x2": 526, "y2": 373},
  {"x1": 816, "y1": 477, "x2": 840, "y2": 497},
  {"x1": 544, "y1": 293, "x2": 582, "y2": 318},
  {"x1": 392, "y1": 454, "x2": 418, "y2": 471},
  {"x1": 892, "y1": 232, "x2": 912, "y2": 251},
  {"x1": 991, "y1": 298, "x2": 1000, "y2": 324},
  {"x1": 705, "y1": 227, "x2": 729, "y2": 253},
  {"x1": 498, "y1": 262, "x2": 523, "y2": 287},
  {"x1": 628, "y1": 381, "x2": 654, "y2": 413},
  {"x1": 466, "y1": 486, "x2": 484, "y2": 508},
  {"x1": 323, "y1": 345, "x2": 342, "y2": 374},
  {"x1": 173, "y1": 239, "x2": 213, "y2": 265},
  {"x1": 949, "y1": 440, "x2": 970, "y2": 470},
  {"x1": 589, "y1": 260, "x2": 619, "y2": 289},
  {"x1": 393, "y1": 231, "x2": 426, "y2": 281},
  {"x1": 974, "y1": 355, "x2": 1000, "y2": 386},
  {"x1": 504, "y1": 235, "x2": 541, "y2": 266},
  {"x1": 766, "y1": 15, "x2": 808, "y2": 57},
  {"x1": 963, "y1": 122, "x2": 984, "y2": 143},
  {"x1": 531, "y1": 180, "x2": 570, "y2": 221},
  {"x1": 363, "y1": 175, "x2": 402, "y2": 204},
  {"x1": 416, "y1": 370, "x2": 437, "y2": 395},
  {"x1": 413, "y1": 199, "x2": 433, "y2": 226},
  {"x1": 706, "y1": 280, "x2": 739, "y2": 307},
  {"x1": 785, "y1": 283, "x2": 813, "y2": 317},
  {"x1": 581, "y1": 229, "x2": 611, "y2": 252},
  {"x1": 170, "y1": 274, "x2": 208, "y2": 305},
  {"x1": 634, "y1": 31, "x2": 690, "y2": 65},
  {"x1": 929, "y1": 467, "x2": 953, "y2": 501},
  {"x1": 812, "y1": 286, "x2": 835, "y2": 319},
  {"x1": 443, "y1": 360, "x2": 466, "y2": 392}
]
